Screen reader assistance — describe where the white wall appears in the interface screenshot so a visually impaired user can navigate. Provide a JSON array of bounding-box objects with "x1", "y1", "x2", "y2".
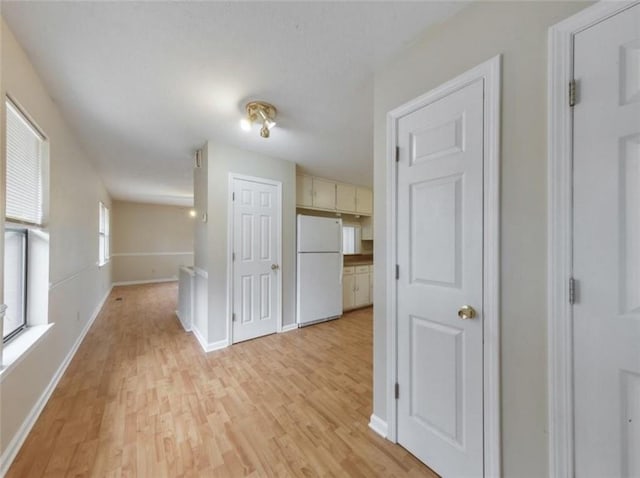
[
  {"x1": 193, "y1": 141, "x2": 296, "y2": 347},
  {"x1": 111, "y1": 200, "x2": 194, "y2": 283},
  {"x1": 373, "y1": 2, "x2": 590, "y2": 476},
  {"x1": 0, "y1": 18, "x2": 112, "y2": 464}
]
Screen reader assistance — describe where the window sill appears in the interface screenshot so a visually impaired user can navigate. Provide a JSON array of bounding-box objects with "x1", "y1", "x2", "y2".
[{"x1": 0, "y1": 324, "x2": 54, "y2": 383}]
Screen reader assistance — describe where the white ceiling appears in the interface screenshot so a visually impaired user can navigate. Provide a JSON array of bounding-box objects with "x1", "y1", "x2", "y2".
[{"x1": 2, "y1": 1, "x2": 466, "y2": 206}]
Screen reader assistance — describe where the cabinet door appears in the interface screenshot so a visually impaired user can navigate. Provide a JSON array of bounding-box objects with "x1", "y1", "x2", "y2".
[
  {"x1": 312, "y1": 178, "x2": 336, "y2": 210},
  {"x1": 343, "y1": 273, "x2": 355, "y2": 310},
  {"x1": 361, "y1": 216, "x2": 373, "y2": 240},
  {"x1": 356, "y1": 187, "x2": 373, "y2": 215},
  {"x1": 354, "y1": 272, "x2": 370, "y2": 307},
  {"x1": 296, "y1": 175, "x2": 313, "y2": 207},
  {"x1": 336, "y1": 183, "x2": 357, "y2": 212}
]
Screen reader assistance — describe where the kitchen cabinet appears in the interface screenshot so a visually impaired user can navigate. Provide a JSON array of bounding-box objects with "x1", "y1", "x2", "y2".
[
  {"x1": 312, "y1": 177, "x2": 336, "y2": 210},
  {"x1": 343, "y1": 264, "x2": 373, "y2": 311},
  {"x1": 296, "y1": 174, "x2": 373, "y2": 216},
  {"x1": 356, "y1": 187, "x2": 373, "y2": 215},
  {"x1": 342, "y1": 269, "x2": 355, "y2": 310},
  {"x1": 336, "y1": 183, "x2": 356, "y2": 213},
  {"x1": 361, "y1": 216, "x2": 373, "y2": 241},
  {"x1": 296, "y1": 174, "x2": 313, "y2": 207}
]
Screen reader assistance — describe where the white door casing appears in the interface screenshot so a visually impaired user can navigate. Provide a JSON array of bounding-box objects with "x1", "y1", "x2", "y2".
[
  {"x1": 386, "y1": 55, "x2": 501, "y2": 477},
  {"x1": 548, "y1": 3, "x2": 640, "y2": 477},
  {"x1": 229, "y1": 175, "x2": 282, "y2": 343}
]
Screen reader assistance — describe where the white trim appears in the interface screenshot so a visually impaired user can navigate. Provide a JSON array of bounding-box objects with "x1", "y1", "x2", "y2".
[
  {"x1": 0, "y1": 324, "x2": 54, "y2": 383},
  {"x1": 547, "y1": 3, "x2": 638, "y2": 477},
  {"x1": 48, "y1": 263, "x2": 95, "y2": 290},
  {"x1": 111, "y1": 251, "x2": 194, "y2": 257},
  {"x1": 385, "y1": 55, "x2": 501, "y2": 477},
  {"x1": 112, "y1": 277, "x2": 178, "y2": 286},
  {"x1": 0, "y1": 285, "x2": 112, "y2": 476},
  {"x1": 175, "y1": 310, "x2": 192, "y2": 332},
  {"x1": 194, "y1": 266, "x2": 208, "y2": 279},
  {"x1": 227, "y1": 173, "x2": 283, "y2": 345},
  {"x1": 180, "y1": 266, "x2": 196, "y2": 277},
  {"x1": 280, "y1": 323, "x2": 298, "y2": 333},
  {"x1": 368, "y1": 414, "x2": 388, "y2": 438},
  {"x1": 192, "y1": 325, "x2": 229, "y2": 353}
]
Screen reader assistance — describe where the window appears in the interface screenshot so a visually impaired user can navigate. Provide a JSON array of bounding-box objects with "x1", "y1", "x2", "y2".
[
  {"x1": 98, "y1": 202, "x2": 110, "y2": 266},
  {"x1": 3, "y1": 228, "x2": 27, "y2": 341},
  {"x1": 4, "y1": 98, "x2": 45, "y2": 342},
  {"x1": 342, "y1": 225, "x2": 361, "y2": 255}
]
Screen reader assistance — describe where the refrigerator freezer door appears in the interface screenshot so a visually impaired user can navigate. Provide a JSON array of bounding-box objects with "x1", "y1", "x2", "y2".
[
  {"x1": 297, "y1": 252, "x2": 343, "y2": 324},
  {"x1": 297, "y1": 215, "x2": 342, "y2": 253}
]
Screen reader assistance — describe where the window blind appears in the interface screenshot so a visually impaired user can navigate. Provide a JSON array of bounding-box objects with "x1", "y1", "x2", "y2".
[{"x1": 6, "y1": 100, "x2": 44, "y2": 225}]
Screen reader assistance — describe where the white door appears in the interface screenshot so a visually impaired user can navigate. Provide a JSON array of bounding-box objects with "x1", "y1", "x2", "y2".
[
  {"x1": 573, "y1": 5, "x2": 640, "y2": 476},
  {"x1": 396, "y1": 79, "x2": 484, "y2": 477},
  {"x1": 232, "y1": 177, "x2": 280, "y2": 343}
]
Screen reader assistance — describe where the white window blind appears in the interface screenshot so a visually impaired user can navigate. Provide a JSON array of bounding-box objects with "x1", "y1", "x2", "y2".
[
  {"x1": 6, "y1": 100, "x2": 44, "y2": 225},
  {"x1": 99, "y1": 202, "x2": 110, "y2": 265}
]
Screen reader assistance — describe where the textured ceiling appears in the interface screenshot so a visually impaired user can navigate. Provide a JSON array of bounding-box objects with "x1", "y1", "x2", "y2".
[{"x1": 2, "y1": 1, "x2": 466, "y2": 206}]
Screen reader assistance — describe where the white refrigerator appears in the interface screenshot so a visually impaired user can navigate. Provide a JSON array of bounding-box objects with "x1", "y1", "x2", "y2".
[{"x1": 297, "y1": 215, "x2": 343, "y2": 326}]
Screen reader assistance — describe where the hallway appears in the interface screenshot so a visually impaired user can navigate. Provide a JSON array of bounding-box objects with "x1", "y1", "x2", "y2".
[{"x1": 7, "y1": 282, "x2": 435, "y2": 477}]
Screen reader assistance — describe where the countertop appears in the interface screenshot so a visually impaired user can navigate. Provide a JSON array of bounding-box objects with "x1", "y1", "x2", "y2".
[{"x1": 343, "y1": 254, "x2": 374, "y2": 266}]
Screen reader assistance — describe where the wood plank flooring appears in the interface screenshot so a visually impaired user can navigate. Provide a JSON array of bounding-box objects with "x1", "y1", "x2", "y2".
[{"x1": 7, "y1": 282, "x2": 437, "y2": 477}]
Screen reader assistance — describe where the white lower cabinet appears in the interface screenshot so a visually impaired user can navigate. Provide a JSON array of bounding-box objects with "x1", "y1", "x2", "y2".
[
  {"x1": 342, "y1": 272, "x2": 355, "y2": 310},
  {"x1": 343, "y1": 264, "x2": 373, "y2": 311}
]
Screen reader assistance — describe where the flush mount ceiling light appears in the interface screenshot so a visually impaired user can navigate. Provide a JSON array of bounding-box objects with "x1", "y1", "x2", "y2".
[{"x1": 240, "y1": 101, "x2": 277, "y2": 138}]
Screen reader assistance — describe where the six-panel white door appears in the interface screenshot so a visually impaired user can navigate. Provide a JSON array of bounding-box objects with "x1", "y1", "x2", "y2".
[
  {"x1": 573, "y1": 5, "x2": 640, "y2": 476},
  {"x1": 396, "y1": 79, "x2": 484, "y2": 477},
  {"x1": 232, "y1": 178, "x2": 279, "y2": 343}
]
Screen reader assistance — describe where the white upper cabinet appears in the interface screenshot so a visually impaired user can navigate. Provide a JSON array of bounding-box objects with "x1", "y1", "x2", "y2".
[
  {"x1": 296, "y1": 173, "x2": 373, "y2": 216},
  {"x1": 296, "y1": 174, "x2": 313, "y2": 207},
  {"x1": 361, "y1": 215, "x2": 373, "y2": 240},
  {"x1": 312, "y1": 177, "x2": 336, "y2": 210},
  {"x1": 336, "y1": 183, "x2": 357, "y2": 213},
  {"x1": 356, "y1": 187, "x2": 373, "y2": 215}
]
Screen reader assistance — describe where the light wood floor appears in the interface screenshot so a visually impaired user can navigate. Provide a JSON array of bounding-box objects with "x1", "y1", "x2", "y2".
[{"x1": 7, "y1": 282, "x2": 437, "y2": 477}]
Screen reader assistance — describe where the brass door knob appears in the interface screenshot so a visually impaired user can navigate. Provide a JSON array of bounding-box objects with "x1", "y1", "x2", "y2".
[
  {"x1": 458, "y1": 305, "x2": 476, "y2": 320},
  {"x1": 271, "y1": 264, "x2": 280, "y2": 270}
]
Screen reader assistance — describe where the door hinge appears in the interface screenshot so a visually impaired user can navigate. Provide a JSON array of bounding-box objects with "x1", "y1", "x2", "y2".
[
  {"x1": 232, "y1": 192, "x2": 235, "y2": 201},
  {"x1": 569, "y1": 79, "x2": 577, "y2": 107},
  {"x1": 395, "y1": 264, "x2": 399, "y2": 280},
  {"x1": 395, "y1": 146, "x2": 400, "y2": 163},
  {"x1": 232, "y1": 252, "x2": 236, "y2": 261},
  {"x1": 569, "y1": 277, "x2": 576, "y2": 305},
  {"x1": 232, "y1": 312, "x2": 237, "y2": 322},
  {"x1": 395, "y1": 383, "x2": 399, "y2": 399}
]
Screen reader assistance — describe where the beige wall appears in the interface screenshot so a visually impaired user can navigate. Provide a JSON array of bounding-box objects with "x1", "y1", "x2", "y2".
[
  {"x1": 0, "y1": 18, "x2": 112, "y2": 464},
  {"x1": 373, "y1": 2, "x2": 590, "y2": 476},
  {"x1": 193, "y1": 141, "x2": 296, "y2": 346},
  {"x1": 111, "y1": 200, "x2": 194, "y2": 283}
]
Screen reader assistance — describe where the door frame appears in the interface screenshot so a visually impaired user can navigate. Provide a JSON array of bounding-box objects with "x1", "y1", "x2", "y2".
[
  {"x1": 227, "y1": 173, "x2": 283, "y2": 345},
  {"x1": 547, "y1": 2, "x2": 639, "y2": 477},
  {"x1": 385, "y1": 55, "x2": 502, "y2": 477}
]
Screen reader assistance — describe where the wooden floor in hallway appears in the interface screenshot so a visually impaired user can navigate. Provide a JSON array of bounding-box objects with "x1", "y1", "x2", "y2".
[{"x1": 6, "y1": 282, "x2": 437, "y2": 477}]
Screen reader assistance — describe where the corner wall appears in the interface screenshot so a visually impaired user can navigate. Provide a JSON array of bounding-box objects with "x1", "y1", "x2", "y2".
[
  {"x1": 193, "y1": 141, "x2": 296, "y2": 347},
  {"x1": 372, "y1": 2, "x2": 590, "y2": 476},
  {"x1": 0, "y1": 18, "x2": 112, "y2": 466},
  {"x1": 111, "y1": 200, "x2": 194, "y2": 284}
]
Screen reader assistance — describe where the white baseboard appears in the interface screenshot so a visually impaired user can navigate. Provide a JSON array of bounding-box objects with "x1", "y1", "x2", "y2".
[
  {"x1": 280, "y1": 323, "x2": 298, "y2": 333},
  {"x1": 112, "y1": 277, "x2": 178, "y2": 286},
  {"x1": 0, "y1": 285, "x2": 112, "y2": 476},
  {"x1": 174, "y1": 310, "x2": 192, "y2": 332},
  {"x1": 368, "y1": 414, "x2": 388, "y2": 438},
  {"x1": 192, "y1": 325, "x2": 228, "y2": 353}
]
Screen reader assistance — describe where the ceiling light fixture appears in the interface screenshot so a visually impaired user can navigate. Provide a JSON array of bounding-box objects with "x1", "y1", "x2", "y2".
[{"x1": 240, "y1": 101, "x2": 277, "y2": 138}]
